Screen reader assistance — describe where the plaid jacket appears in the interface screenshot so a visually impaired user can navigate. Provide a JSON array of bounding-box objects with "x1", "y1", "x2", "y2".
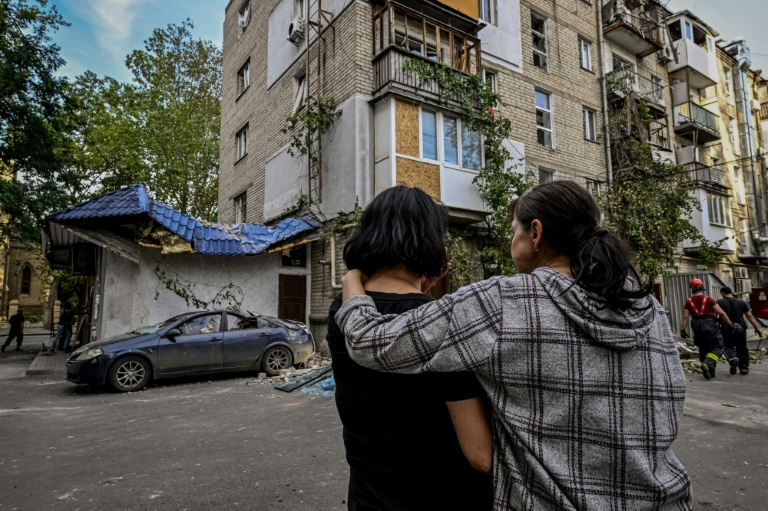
[{"x1": 336, "y1": 267, "x2": 692, "y2": 511}]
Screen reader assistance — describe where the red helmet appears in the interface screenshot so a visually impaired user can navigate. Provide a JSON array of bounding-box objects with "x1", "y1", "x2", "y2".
[{"x1": 689, "y1": 278, "x2": 704, "y2": 289}]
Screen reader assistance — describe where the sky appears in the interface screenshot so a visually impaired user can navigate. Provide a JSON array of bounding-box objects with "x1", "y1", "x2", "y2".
[
  {"x1": 665, "y1": 0, "x2": 768, "y2": 69},
  {"x1": 50, "y1": 0, "x2": 225, "y2": 82},
  {"x1": 48, "y1": 1, "x2": 768, "y2": 83}
]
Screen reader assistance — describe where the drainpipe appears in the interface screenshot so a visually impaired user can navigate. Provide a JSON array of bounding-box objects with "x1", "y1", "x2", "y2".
[
  {"x1": 597, "y1": 0, "x2": 613, "y2": 186},
  {"x1": 328, "y1": 223, "x2": 358, "y2": 289}
]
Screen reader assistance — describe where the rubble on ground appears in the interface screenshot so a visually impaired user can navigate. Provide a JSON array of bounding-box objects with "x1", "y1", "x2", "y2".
[
  {"x1": 679, "y1": 347, "x2": 768, "y2": 374},
  {"x1": 245, "y1": 356, "x2": 332, "y2": 386}
]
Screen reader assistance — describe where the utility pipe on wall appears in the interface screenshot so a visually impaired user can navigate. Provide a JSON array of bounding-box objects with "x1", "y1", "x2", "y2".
[{"x1": 596, "y1": 0, "x2": 613, "y2": 186}]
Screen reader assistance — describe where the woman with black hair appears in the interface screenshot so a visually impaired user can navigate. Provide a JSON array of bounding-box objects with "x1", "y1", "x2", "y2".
[
  {"x1": 336, "y1": 181, "x2": 692, "y2": 510},
  {"x1": 327, "y1": 186, "x2": 494, "y2": 510}
]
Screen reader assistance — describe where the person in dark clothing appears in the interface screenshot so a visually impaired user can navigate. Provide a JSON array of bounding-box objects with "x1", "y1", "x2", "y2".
[
  {"x1": 718, "y1": 286, "x2": 763, "y2": 375},
  {"x1": 2, "y1": 309, "x2": 24, "y2": 352},
  {"x1": 45, "y1": 301, "x2": 85, "y2": 355},
  {"x1": 680, "y1": 278, "x2": 733, "y2": 379},
  {"x1": 328, "y1": 186, "x2": 493, "y2": 511}
]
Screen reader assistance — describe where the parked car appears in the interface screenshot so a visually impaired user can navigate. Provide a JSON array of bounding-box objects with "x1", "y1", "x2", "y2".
[{"x1": 65, "y1": 310, "x2": 315, "y2": 392}]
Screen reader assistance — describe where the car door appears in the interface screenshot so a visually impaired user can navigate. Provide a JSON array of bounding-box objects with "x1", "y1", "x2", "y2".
[
  {"x1": 222, "y1": 314, "x2": 281, "y2": 369},
  {"x1": 157, "y1": 313, "x2": 224, "y2": 374}
]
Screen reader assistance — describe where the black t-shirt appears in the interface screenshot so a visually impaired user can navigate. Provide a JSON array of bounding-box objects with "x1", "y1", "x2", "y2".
[
  {"x1": 717, "y1": 297, "x2": 750, "y2": 327},
  {"x1": 328, "y1": 292, "x2": 492, "y2": 511},
  {"x1": 9, "y1": 313, "x2": 24, "y2": 330}
]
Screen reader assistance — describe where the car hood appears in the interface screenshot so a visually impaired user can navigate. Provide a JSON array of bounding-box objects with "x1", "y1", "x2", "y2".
[{"x1": 86, "y1": 332, "x2": 150, "y2": 349}]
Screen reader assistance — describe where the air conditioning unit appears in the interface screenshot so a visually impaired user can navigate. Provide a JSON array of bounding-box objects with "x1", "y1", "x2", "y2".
[
  {"x1": 658, "y1": 46, "x2": 675, "y2": 64},
  {"x1": 734, "y1": 267, "x2": 749, "y2": 279},
  {"x1": 735, "y1": 278, "x2": 751, "y2": 294},
  {"x1": 752, "y1": 99, "x2": 762, "y2": 112},
  {"x1": 288, "y1": 15, "x2": 305, "y2": 45}
]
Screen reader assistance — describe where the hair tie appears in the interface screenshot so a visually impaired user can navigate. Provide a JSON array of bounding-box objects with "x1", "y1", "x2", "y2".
[{"x1": 593, "y1": 226, "x2": 609, "y2": 238}]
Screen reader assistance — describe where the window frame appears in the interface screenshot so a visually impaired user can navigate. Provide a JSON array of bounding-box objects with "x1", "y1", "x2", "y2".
[
  {"x1": 419, "y1": 107, "x2": 484, "y2": 172},
  {"x1": 583, "y1": 107, "x2": 597, "y2": 142},
  {"x1": 729, "y1": 116, "x2": 740, "y2": 155},
  {"x1": 20, "y1": 264, "x2": 32, "y2": 295},
  {"x1": 722, "y1": 66, "x2": 734, "y2": 105},
  {"x1": 480, "y1": 0, "x2": 497, "y2": 26},
  {"x1": 535, "y1": 89, "x2": 554, "y2": 148},
  {"x1": 707, "y1": 192, "x2": 733, "y2": 227},
  {"x1": 586, "y1": 178, "x2": 601, "y2": 196},
  {"x1": 539, "y1": 168, "x2": 554, "y2": 184},
  {"x1": 238, "y1": 1, "x2": 251, "y2": 33},
  {"x1": 293, "y1": 74, "x2": 306, "y2": 112},
  {"x1": 237, "y1": 59, "x2": 250, "y2": 97},
  {"x1": 578, "y1": 37, "x2": 592, "y2": 71},
  {"x1": 236, "y1": 124, "x2": 249, "y2": 162},
  {"x1": 531, "y1": 12, "x2": 549, "y2": 71},
  {"x1": 482, "y1": 68, "x2": 498, "y2": 93},
  {"x1": 234, "y1": 192, "x2": 247, "y2": 223}
]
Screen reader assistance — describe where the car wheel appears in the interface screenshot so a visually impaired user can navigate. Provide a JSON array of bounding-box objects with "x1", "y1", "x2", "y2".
[
  {"x1": 262, "y1": 346, "x2": 293, "y2": 376},
  {"x1": 108, "y1": 356, "x2": 151, "y2": 392}
]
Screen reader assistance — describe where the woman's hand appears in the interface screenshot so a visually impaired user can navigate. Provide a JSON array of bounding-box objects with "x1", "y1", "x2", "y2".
[{"x1": 342, "y1": 269, "x2": 368, "y2": 302}]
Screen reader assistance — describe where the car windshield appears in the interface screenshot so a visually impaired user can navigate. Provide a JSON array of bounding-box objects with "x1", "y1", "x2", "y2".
[{"x1": 131, "y1": 316, "x2": 186, "y2": 334}]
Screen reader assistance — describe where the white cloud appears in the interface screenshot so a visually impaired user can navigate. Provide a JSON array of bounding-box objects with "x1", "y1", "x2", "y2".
[{"x1": 83, "y1": 0, "x2": 146, "y2": 64}]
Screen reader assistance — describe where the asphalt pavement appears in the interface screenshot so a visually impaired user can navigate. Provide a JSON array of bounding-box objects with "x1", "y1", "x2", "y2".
[{"x1": 0, "y1": 342, "x2": 766, "y2": 510}]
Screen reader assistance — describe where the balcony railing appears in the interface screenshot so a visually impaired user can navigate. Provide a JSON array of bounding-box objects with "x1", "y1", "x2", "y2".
[
  {"x1": 606, "y1": 66, "x2": 666, "y2": 110},
  {"x1": 673, "y1": 101, "x2": 720, "y2": 143},
  {"x1": 685, "y1": 162, "x2": 729, "y2": 191},
  {"x1": 602, "y1": 0, "x2": 663, "y2": 57}
]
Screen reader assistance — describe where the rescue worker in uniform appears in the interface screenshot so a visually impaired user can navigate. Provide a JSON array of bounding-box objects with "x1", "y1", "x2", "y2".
[
  {"x1": 680, "y1": 278, "x2": 733, "y2": 379},
  {"x1": 718, "y1": 286, "x2": 763, "y2": 375}
]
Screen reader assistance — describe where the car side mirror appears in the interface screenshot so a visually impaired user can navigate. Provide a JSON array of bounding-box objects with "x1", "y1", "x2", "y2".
[{"x1": 166, "y1": 328, "x2": 182, "y2": 338}]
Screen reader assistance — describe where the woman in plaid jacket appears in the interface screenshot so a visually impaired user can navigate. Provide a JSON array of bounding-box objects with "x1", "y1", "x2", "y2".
[{"x1": 336, "y1": 181, "x2": 692, "y2": 510}]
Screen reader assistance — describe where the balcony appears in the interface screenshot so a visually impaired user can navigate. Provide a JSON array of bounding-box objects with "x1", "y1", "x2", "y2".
[
  {"x1": 372, "y1": 1, "x2": 480, "y2": 100},
  {"x1": 602, "y1": 0, "x2": 663, "y2": 58},
  {"x1": 685, "y1": 162, "x2": 729, "y2": 192},
  {"x1": 606, "y1": 67, "x2": 666, "y2": 114},
  {"x1": 666, "y1": 16, "x2": 718, "y2": 89},
  {"x1": 673, "y1": 101, "x2": 720, "y2": 144}
]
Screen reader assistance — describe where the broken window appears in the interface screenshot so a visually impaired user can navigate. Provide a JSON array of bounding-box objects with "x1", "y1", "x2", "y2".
[
  {"x1": 539, "y1": 168, "x2": 554, "y2": 184},
  {"x1": 238, "y1": 60, "x2": 250, "y2": 96},
  {"x1": 234, "y1": 192, "x2": 246, "y2": 223},
  {"x1": 482, "y1": 69, "x2": 497, "y2": 92},
  {"x1": 181, "y1": 314, "x2": 221, "y2": 335},
  {"x1": 236, "y1": 124, "x2": 249, "y2": 161},
  {"x1": 293, "y1": 74, "x2": 306, "y2": 111},
  {"x1": 238, "y1": 2, "x2": 251, "y2": 33},
  {"x1": 535, "y1": 90, "x2": 553, "y2": 147},
  {"x1": 281, "y1": 245, "x2": 307, "y2": 268},
  {"x1": 531, "y1": 12, "x2": 548, "y2": 71}
]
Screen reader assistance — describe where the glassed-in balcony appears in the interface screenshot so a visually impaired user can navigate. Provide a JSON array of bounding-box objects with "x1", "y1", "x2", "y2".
[
  {"x1": 666, "y1": 16, "x2": 718, "y2": 89},
  {"x1": 673, "y1": 101, "x2": 720, "y2": 144},
  {"x1": 602, "y1": 0, "x2": 663, "y2": 58},
  {"x1": 372, "y1": 0, "x2": 480, "y2": 100}
]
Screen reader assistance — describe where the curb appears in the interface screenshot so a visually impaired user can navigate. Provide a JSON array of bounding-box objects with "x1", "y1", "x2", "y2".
[{"x1": 26, "y1": 352, "x2": 65, "y2": 376}]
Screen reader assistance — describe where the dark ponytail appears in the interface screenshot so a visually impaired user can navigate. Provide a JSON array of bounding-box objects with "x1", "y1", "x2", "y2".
[{"x1": 510, "y1": 180, "x2": 651, "y2": 310}]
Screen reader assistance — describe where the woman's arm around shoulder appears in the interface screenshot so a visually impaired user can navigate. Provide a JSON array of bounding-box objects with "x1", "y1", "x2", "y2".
[{"x1": 336, "y1": 276, "x2": 505, "y2": 374}]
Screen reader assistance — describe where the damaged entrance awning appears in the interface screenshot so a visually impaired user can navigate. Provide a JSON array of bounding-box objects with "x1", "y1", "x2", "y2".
[{"x1": 43, "y1": 183, "x2": 322, "y2": 269}]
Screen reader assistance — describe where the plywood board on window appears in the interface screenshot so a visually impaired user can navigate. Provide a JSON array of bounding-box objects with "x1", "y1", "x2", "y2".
[
  {"x1": 395, "y1": 99, "x2": 420, "y2": 158},
  {"x1": 396, "y1": 157, "x2": 441, "y2": 199},
  {"x1": 440, "y1": 0, "x2": 478, "y2": 20}
]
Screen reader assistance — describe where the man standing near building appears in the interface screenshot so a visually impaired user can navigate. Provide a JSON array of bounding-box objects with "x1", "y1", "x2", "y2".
[
  {"x1": 680, "y1": 278, "x2": 734, "y2": 379},
  {"x1": 1, "y1": 309, "x2": 25, "y2": 352},
  {"x1": 44, "y1": 299, "x2": 84, "y2": 355},
  {"x1": 718, "y1": 286, "x2": 763, "y2": 375}
]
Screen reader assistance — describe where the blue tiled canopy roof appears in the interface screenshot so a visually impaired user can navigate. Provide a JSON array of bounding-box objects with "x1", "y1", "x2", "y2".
[{"x1": 49, "y1": 184, "x2": 321, "y2": 256}]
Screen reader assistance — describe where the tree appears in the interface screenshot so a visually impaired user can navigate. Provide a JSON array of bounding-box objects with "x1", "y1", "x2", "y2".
[
  {"x1": 0, "y1": 0, "x2": 83, "y2": 243},
  {"x1": 71, "y1": 20, "x2": 222, "y2": 220}
]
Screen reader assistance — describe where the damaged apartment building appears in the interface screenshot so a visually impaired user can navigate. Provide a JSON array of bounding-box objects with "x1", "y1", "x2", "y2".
[{"x1": 218, "y1": 0, "x2": 768, "y2": 346}]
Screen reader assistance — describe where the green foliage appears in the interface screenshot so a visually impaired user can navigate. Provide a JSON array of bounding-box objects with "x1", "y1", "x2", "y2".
[
  {"x1": 401, "y1": 59, "x2": 531, "y2": 275},
  {"x1": 445, "y1": 232, "x2": 472, "y2": 288},
  {"x1": 601, "y1": 98, "x2": 722, "y2": 281},
  {"x1": 282, "y1": 96, "x2": 341, "y2": 167},
  {"x1": 70, "y1": 20, "x2": 222, "y2": 220},
  {"x1": 0, "y1": 0, "x2": 85, "y2": 243},
  {"x1": 153, "y1": 262, "x2": 243, "y2": 310}
]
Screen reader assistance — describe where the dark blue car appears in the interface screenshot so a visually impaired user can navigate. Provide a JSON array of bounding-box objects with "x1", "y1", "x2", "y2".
[{"x1": 66, "y1": 310, "x2": 315, "y2": 392}]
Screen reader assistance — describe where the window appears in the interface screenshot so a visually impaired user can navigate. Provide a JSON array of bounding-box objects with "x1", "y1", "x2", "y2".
[
  {"x1": 227, "y1": 314, "x2": 272, "y2": 331},
  {"x1": 729, "y1": 116, "x2": 740, "y2": 155},
  {"x1": 535, "y1": 90, "x2": 553, "y2": 147},
  {"x1": 586, "y1": 179, "x2": 601, "y2": 196},
  {"x1": 294, "y1": 0, "x2": 305, "y2": 18},
  {"x1": 723, "y1": 66, "x2": 733, "y2": 104},
  {"x1": 234, "y1": 192, "x2": 246, "y2": 223},
  {"x1": 583, "y1": 108, "x2": 596, "y2": 142},
  {"x1": 480, "y1": 0, "x2": 496, "y2": 25},
  {"x1": 421, "y1": 109, "x2": 482, "y2": 170},
  {"x1": 579, "y1": 38, "x2": 592, "y2": 71},
  {"x1": 539, "y1": 168, "x2": 554, "y2": 184},
  {"x1": 238, "y1": 2, "x2": 251, "y2": 33},
  {"x1": 20, "y1": 265, "x2": 32, "y2": 295},
  {"x1": 421, "y1": 110, "x2": 437, "y2": 160},
  {"x1": 739, "y1": 218, "x2": 750, "y2": 256},
  {"x1": 236, "y1": 124, "x2": 249, "y2": 161},
  {"x1": 707, "y1": 193, "x2": 732, "y2": 227},
  {"x1": 733, "y1": 166, "x2": 745, "y2": 205},
  {"x1": 684, "y1": 20, "x2": 693, "y2": 41},
  {"x1": 293, "y1": 75, "x2": 306, "y2": 111},
  {"x1": 237, "y1": 60, "x2": 250, "y2": 96},
  {"x1": 281, "y1": 244, "x2": 307, "y2": 268},
  {"x1": 180, "y1": 314, "x2": 221, "y2": 335},
  {"x1": 531, "y1": 13, "x2": 548, "y2": 71},
  {"x1": 482, "y1": 69, "x2": 497, "y2": 93},
  {"x1": 651, "y1": 75, "x2": 663, "y2": 103}
]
